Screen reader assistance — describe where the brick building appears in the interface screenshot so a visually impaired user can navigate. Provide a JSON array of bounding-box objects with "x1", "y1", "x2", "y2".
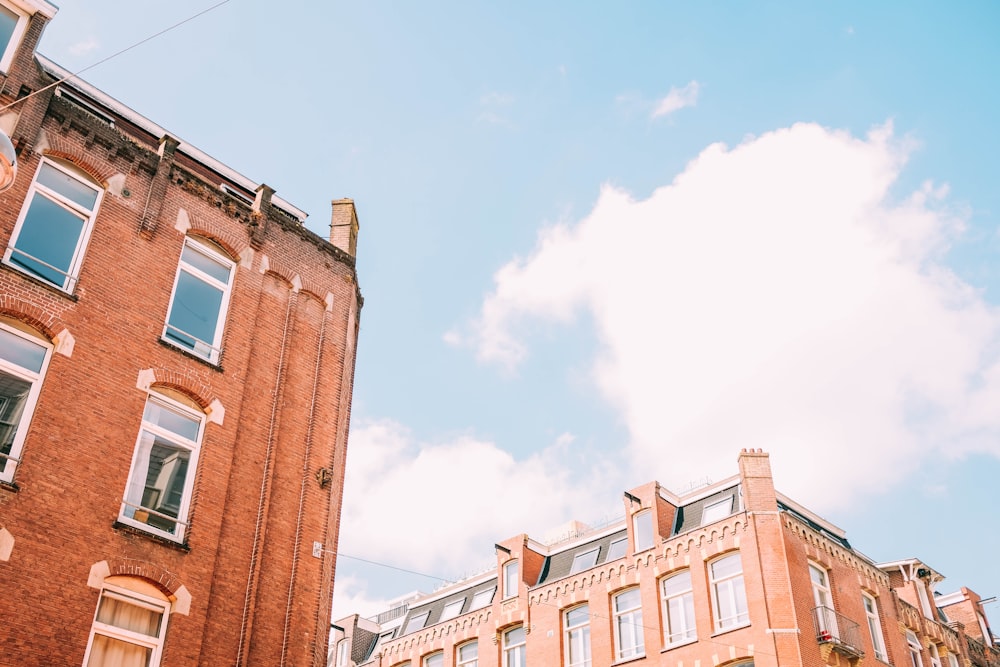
[
  {"x1": 331, "y1": 450, "x2": 998, "y2": 667},
  {"x1": 0, "y1": 1, "x2": 361, "y2": 665}
]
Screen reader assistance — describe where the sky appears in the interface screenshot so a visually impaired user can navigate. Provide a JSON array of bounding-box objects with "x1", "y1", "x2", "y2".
[{"x1": 39, "y1": 1, "x2": 1000, "y2": 631}]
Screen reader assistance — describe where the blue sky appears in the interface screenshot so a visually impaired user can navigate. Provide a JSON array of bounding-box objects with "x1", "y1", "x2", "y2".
[{"x1": 42, "y1": 2, "x2": 1000, "y2": 628}]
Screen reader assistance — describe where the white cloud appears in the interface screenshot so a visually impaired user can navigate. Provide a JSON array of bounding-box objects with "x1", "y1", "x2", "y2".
[
  {"x1": 338, "y1": 420, "x2": 621, "y2": 577},
  {"x1": 330, "y1": 574, "x2": 391, "y2": 622},
  {"x1": 652, "y1": 80, "x2": 700, "y2": 118},
  {"x1": 68, "y1": 37, "x2": 100, "y2": 57},
  {"x1": 459, "y1": 122, "x2": 1000, "y2": 512}
]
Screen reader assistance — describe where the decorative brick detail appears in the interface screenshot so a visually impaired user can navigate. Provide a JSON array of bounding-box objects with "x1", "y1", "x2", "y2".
[
  {"x1": 185, "y1": 219, "x2": 250, "y2": 264},
  {"x1": 105, "y1": 557, "x2": 185, "y2": 598},
  {"x1": 0, "y1": 296, "x2": 65, "y2": 341},
  {"x1": 41, "y1": 133, "x2": 120, "y2": 185},
  {"x1": 138, "y1": 367, "x2": 215, "y2": 410}
]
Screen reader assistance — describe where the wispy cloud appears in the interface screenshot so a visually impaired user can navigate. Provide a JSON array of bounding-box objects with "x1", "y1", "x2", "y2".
[
  {"x1": 458, "y1": 121, "x2": 998, "y2": 513},
  {"x1": 68, "y1": 37, "x2": 101, "y2": 57},
  {"x1": 651, "y1": 80, "x2": 700, "y2": 118},
  {"x1": 477, "y1": 90, "x2": 515, "y2": 126}
]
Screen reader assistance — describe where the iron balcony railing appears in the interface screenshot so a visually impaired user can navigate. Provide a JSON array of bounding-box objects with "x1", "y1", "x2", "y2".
[{"x1": 812, "y1": 605, "x2": 865, "y2": 659}]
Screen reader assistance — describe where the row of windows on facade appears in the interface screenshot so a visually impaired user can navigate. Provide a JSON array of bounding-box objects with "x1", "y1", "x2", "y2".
[
  {"x1": 1, "y1": 313, "x2": 210, "y2": 543},
  {"x1": 385, "y1": 554, "x2": 957, "y2": 667},
  {"x1": 3, "y1": 157, "x2": 238, "y2": 363}
]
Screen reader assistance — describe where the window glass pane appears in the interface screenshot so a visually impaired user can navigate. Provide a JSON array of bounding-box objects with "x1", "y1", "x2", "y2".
[
  {"x1": 504, "y1": 561, "x2": 518, "y2": 598},
  {"x1": 0, "y1": 327, "x2": 46, "y2": 373},
  {"x1": 124, "y1": 433, "x2": 191, "y2": 534},
  {"x1": 11, "y1": 193, "x2": 85, "y2": 285},
  {"x1": 712, "y1": 553, "x2": 741, "y2": 578},
  {"x1": 702, "y1": 497, "x2": 734, "y2": 524},
  {"x1": 469, "y1": 587, "x2": 495, "y2": 610},
  {"x1": 96, "y1": 594, "x2": 163, "y2": 638},
  {"x1": 181, "y1": 243, "x2": 232, "y2": 284},
  {"x1": 566, "y1": 605, "x2": 588, "y2": 627},
  {"x1": 571, "y1": 548, "x2": 599, "y2": 573},
  {"x1": 37, "y1": 162, "x2": 99, "y2": 210},
  {"x1": 0, "y1": 372, "x2": 31, "y2": 458},
  {"x1": 662, "y1": 570, "x2": 691, "y2": 596},
  {"x1": 167, "y1": 269, "x2": 225, "y2": 346},
  {"x1": 0, "y1": 7, "x2": 18, "y2": 55},
  {"x1": 505, "y1": 626, "x2": 525, "y2": 646},
  {"x1": 143, "y1": 400, "x2": 200, "y2": 441},
  {"x1": 87, "y1": 634, "x2": 153, "y2": 667},
  {"x1": 634, "y1": 511, "x2": 653, "y2": 551},
  {"x1": 424, "y1": 653, "x2": 443, "y2": 667},
  {"x1": 615, "y1": 588, "x2": 641, "y2": 612},
  {"x1": 607, "y1": 537, "x2": 627, "y2": 560},
  {"x1": 458, "y1": 641, "x2": 477, "y2": 660},
  {"x1": 440, "y1": 599, "x2": 465, "y2": 621}
]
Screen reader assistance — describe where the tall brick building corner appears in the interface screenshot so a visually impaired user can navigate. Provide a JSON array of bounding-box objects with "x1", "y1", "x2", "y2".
[
  {"x1": 331, "y1": 449, "x2": 999, "y2": 667},
  {"x1": 0, "y1": 1, "x2": 361, "y2": 664}
]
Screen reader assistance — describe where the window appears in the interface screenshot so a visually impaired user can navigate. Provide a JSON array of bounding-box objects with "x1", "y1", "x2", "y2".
[
  {"x1": 862, "y1": 592, "x2": 887, "y2": 661},
  {"x1": 564, "y1": 604, "x2": 591, "y2": 667},
  {"x1": 335, "y1": 639, "x2": 350, "y2": 667},
  {"x1": 5, "y1": 159, "x2": 103, "y2": 291},
  {"x1": 613, "y1": 588, "x2": 644, "y2": 660},
  {"x1": 929, "y1": 644, "x2": 943, "y2": 667},
  {"x1": 162, "y1": 237, "x2": 236, "y2": 363},
  {"x1": 633, "y1": 510, "x2": 653, "y2": 552},
  {"x1": 503, "y1": 625, "x2": 526, "y2": 667},
  {"x1": 810, "y1": 563, "x2": 838, "y2": 639},
  {"x1": 906, "y1": 629, "x2": 923, "y2": 667},
  {"x1": 119, "y1": 392, "x2": 205, "y2": 541},
  {"x1": 661, "y1": 570, "x2": 696, "y2": 646},
  {"x1": 710, "y1": 553, "x2": 749, "y2": 631},
  {"x1": 82, "y1": 586, "x2": 169, "y2": 667},
  {"x1": 503, "y1": 560, "x2": 519, "y2": 599},
  {"x1": 456, "y1": 640, "x2": 478, "y2": 667},
  {"x1": 607, "y1": 537, "x2": 627, "y2": 561},
  {"x1": 439, "y1": 598, "x2": 465, "y2": 622},
  {"x1": 468, "y1": 586, "x2": 496, "y2": 611},
  {"x1": 570, "y1": 547, "x2": 600, "y2": 574},
  {"x1": 0, "y1": 3, "x2": 28, "y2": 73},
  {"x1": 402, "y1": 611, "x2": 429, "y2": 635},
  {"x1": 701, "y1": 496, "x2": 734, "y2": 525},
  {"x1": 423, "y1": 651, "x2": 443, "y2": 667},
  {"x1": 946, "y1": 652, "x2": 960, "y2": 667},
  {"x1": 0, "y1": 322, "x2": 50, "y2": 483}
]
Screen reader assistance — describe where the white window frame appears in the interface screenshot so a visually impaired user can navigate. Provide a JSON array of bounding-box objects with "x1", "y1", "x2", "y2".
[
  {"x1": 563, "y1": 604, "x2": 591, "y2": 667},
  {"x1": 907, "y1": 629, "x2": 923, "y2": 667},
  {"x1": 4, "y1": 157, "x2": 103, "y2": 292},
  {"x1": 335, "y1": 638, "x2": 350, "y2": 667},
  {"x1": 0, "y1": 321, "x2": 51, "y2": 483},
  {"x1": 862, "y1": 592, "x2": 887, "y2": 662},
  {"x1": 0, "y1": 2, "x2": 29, "y2": 74},
  {"x1": 633, "y1": 509, "x2": 654, "y2": 552},
  {"x1": 929, "y1": 644, "x2": 943, "y2": 667},
  {"x1": 701, "y1": 496, "x2": 734, "y2": 525},
  {"x1": 402, "y1": 611, "x2": 429, "y2": 635},
  {"x1": 439, "y1": 598, "x2": 465, "y2": 622},
  {"x1": 423, "y1": 651, "x2": 443, "y2": 667},
  {"x1": 502, "y1": 625, "x2": 526, "y2": 667},
  {"x1": 710, "y1": 552, "x2": 749, "y2": 631},
  {"x1": 661, "y1": 569, "x2": 697, "y2": 647},
  {"x1": 613, "y1": 587, "x2": 645, "y2": 660},
  {"x1": 81, "y1": 584, "x2": 170, "y2": 667},
  {"x1": 161, "y1": 237, "x2": 236, "y2": 364},
  {"x1": 810, "y1": 563, "x2": 839, "y2": 640},
  {"x1": 570, "y1": 547, "x2": 600, "y2": 574},
  {"x1": 468, "y1": 586, "x2": 495, "y2": 611},
  {"x1": 118, "y1": 392, "x2": 205, "y2": 542},
  {"x1": 502, "y1": 560, "x2": 519, "y2": 599},
  {"x1": 607, "y1": 537, "x2": 628, "y2": 561},
  {"x1": 456, "y1": 640, "x2": 478, "y2": 667}
]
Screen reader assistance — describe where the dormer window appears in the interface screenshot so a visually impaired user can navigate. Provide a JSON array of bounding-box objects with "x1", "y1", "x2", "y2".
[
  {"x1": 633, "y1": 510, "x2": 653, "y2": 552},
  {"x1": 570, "y1": 547, "x2": 600, "y2": 573},
  {"x1": 702, "y1": 496, "x2": 734, "y2": 525}
]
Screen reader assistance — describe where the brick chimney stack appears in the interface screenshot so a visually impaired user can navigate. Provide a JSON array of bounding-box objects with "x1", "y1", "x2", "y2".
[
  {"x1": 330, "y1": 198, "x2": 359, "y2": 257},
  {"x1": 737, "y1": 448, "x2": 778, "y2": 512}
]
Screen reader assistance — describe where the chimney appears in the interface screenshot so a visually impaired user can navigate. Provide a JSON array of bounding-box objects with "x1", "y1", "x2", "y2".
[
  {"x1": 737, "y1": 448, "x2": 778, "y2": 512},
  {"x1": 330, "y1": 198, "x2": 359, "y2": 257}
]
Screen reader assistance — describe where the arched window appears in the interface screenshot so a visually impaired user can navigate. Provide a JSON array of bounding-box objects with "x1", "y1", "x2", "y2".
[
  {"x1": 709, "y1": 552, "x2": 749, "y2": 631},
  {"x1": 502, "y1": 559, "x2": 519, "y2": 599},
  {"x1": 661, "y1": 569, "x2": 696, "y2": 646},
  {"x1": 162, "y1": 236, "x2": 236, "y2": 363},
  {"x1": 5, "y1": 157, "x2": 103, "y2": 292},
  {"x1": 563, "y1": 604, "x2": 591, "y2": 667},
  {"x1": 613, "y1": 587, "x2": 644, "y2": 660},
  {"x1": 633, "y1": 510, "x2": 653, "y2": 552},
  {"x1": 502, "y1": 625, "x2": 525, "y2": 667},
  {"x1": 0, "y1": 320, "x2": 51, "y2": 483},
  {"x1": 82, "y1": 577, "x2": 171, "y2": 667},
  {"x1": 456, "y1": 640, "x2": 478, "y2": 667},
  {"x1": 118, "y1": 389, "x2": 206, "y2": 541},
  {"x1": 423, "y1": 651, "x2": 443, "y2": 667}
]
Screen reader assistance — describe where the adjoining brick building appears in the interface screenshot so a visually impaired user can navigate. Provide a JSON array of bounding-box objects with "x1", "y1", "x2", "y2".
[
  {"x1": 0, "y1": 2, "x2": 361, "y2": 665},
  {"x1": 331, "y1": 450, "x2": 998, "y2": 667}
]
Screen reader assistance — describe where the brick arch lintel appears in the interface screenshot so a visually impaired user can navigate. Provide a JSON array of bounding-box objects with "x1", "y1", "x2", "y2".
[
  {"x1": 38, "y1": 133, "x2": 121, "y2": 186},
  {"x1": 0, "y1": 299, "x2": 74, "y2": 357},
  {"x1": 173, "y1": 208, "x2": 251, "y2": 266},
  {"x1": 135, "y1": 368, "x2": 225, "y2": 425},
  {"x1": 87, "y1": 559, "x2": 191, "y2": 616}
]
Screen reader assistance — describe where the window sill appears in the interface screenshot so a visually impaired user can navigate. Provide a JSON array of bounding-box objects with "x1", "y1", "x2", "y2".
[
  {"x1": 711, "y1": 621, "x2": 751, "y2": 637},
  {"x1": 112, "y1": 520, "x2": 190, "y2": 552},
  {"x1": 158, "y1": 337, "x2": 224, "y2": 372},
  {"x1": 0, "y1": 261, "x2": 79, "y2": 301},
  {"x1": 0, "y1": 479, "x2": 19, "y2": 494},
  {"x1": 661, "y1": 637, "x2": 697, "y2": 652},
  {"x1": 611, "y1": 653, "x2": 647, "y2": 666}
]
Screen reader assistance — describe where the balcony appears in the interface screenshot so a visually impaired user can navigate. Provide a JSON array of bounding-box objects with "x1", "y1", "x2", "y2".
[
  {"x1": 967, "y1": 635, "x2": 1000, "y2": 667},
  {"x1": 812, "y1": 606, "x2": 865, "y2": 662}
]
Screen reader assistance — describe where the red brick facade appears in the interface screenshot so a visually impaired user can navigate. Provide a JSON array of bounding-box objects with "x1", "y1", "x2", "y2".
[
  {"x1": 333, "y1": 451, "x2": 998, "y2": 667},
  {"x1": 0, "y1": 3, "x2": 361, "y2": 665}
]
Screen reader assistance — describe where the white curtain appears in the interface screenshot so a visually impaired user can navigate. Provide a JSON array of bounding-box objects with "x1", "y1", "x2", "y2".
[{"x1": 87, "y1": 595, "x2": 161, "y2": 667}]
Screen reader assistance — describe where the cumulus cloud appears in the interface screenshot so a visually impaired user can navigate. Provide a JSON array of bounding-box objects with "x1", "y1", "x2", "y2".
[
  {"x1": 337, "y1": 420, "x2": 620, "y2": 577},
  {"x1": 457, "y1": 122, "x2": 1000, "y2": 511},
  {"x1": 652, "y1": 80, "x2": 700, "y2": 118}
]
